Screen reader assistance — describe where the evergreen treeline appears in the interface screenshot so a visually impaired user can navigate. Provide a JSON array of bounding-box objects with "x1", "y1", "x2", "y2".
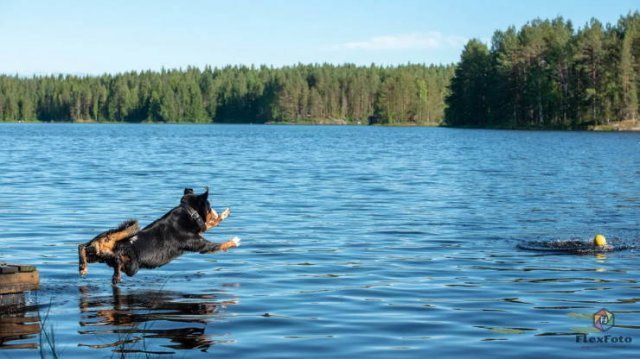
[
  {"x1": 446, "y1": 13, "x2": 640, "y2": 129},
  {"x1": 4, "y1": 13, "x2": 638, "y2": 128},
  {"x1": 0, "y1": 64, "x2": 453, "y2": 125}
]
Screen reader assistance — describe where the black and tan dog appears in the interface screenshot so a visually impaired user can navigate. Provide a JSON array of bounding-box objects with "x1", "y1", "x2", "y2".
[{"x1": 79, "y1": 188, "x2": 240, "y2": 284}]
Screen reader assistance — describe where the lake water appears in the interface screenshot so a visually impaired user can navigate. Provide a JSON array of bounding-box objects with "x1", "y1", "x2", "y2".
[{"x1": 0, "y1": 124, "x2": 639, "y2": 358}]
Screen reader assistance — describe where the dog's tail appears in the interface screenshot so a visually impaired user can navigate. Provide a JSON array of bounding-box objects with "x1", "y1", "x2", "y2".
[{"x1": 94, "y1": 219, "x2": 140, "y2": 243}]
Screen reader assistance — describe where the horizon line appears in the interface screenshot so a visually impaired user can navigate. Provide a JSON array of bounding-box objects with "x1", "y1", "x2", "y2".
[{"x1": 0, "y1": 61, "x2": 458, "y2": 78}]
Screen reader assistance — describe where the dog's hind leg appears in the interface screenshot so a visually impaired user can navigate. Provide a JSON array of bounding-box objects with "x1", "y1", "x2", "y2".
[
  {"x1": 78, "y1": 244, "x2": 88, "y2": 276},
  {"x1": 112, "y1": 256, "x2": 122, "y2": 285}
]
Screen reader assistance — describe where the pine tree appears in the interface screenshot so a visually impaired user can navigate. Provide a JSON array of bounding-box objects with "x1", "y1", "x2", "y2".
[{"x1": 619, "y1": 26, "x2": 638, "y2": 121}]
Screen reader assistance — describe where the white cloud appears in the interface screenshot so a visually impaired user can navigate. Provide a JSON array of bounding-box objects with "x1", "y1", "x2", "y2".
[{"x1": 338, "y1": 32, "x2": 467, "y2": 51}]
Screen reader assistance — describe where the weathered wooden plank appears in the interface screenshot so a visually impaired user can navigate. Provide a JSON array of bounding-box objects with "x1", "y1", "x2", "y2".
[
  {"x1": 0, "y1": 271, "x2": 39, "y2": 295},
  {"x1": 17, "y1": 265, "x2": 36, "y2": 272},
  {"x1": 1, "y1": 264, "x2": 37, "y2": 273},
  {"x1": 0, "y1": 266, "x2": 18, "y2": 274}
]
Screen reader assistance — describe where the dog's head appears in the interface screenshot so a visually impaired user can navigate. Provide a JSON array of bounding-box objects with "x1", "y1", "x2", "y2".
[{"x1": 181, "y1": 187, "x2": 214, "y2": 224}]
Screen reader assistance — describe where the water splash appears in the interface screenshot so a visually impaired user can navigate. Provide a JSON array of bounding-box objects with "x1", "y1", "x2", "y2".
[{"x1": 517, "y1": 237, "x2": 639, "y2": 254}]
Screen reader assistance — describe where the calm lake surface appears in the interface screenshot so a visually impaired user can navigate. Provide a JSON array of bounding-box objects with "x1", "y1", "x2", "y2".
[{"x1": 0, "y1": 124, "x2": 639, "y2": 358}]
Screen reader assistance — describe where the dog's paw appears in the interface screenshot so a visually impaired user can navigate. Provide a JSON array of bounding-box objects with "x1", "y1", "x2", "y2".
[
  {"x1": 220, "y1": 208, "x2": 231, "y2": 220},
  {"x1": 219, "y1": 237, "x2": 241, "y2": 252},
  {"x1": 79, "y1": 268, "x2": 88, "y2": 277},
  {"x1": 231, "y1": 236, "x2": 241, "y2": 247}
]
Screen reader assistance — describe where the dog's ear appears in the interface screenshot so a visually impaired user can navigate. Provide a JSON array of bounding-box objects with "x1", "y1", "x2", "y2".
[
  {"x1": 181, "y1": 188, "x2": 194, "y2": 205},
  {"x1": 200, "y1": 186, "x2": 209, "y2": 200}
]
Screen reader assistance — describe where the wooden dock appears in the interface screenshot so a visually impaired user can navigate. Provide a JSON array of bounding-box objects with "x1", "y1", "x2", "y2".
[
  {"x1": 0, "y1": 264, "x2": 40, "y2": 348},
  {"x1": 0, "y1": 264, "x2": 39, "y2": 310}
]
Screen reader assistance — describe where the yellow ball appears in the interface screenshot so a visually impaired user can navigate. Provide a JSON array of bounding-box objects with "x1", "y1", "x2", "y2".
[{"x1": 593, "y1": 234, "x2": 607, "y2": 247}]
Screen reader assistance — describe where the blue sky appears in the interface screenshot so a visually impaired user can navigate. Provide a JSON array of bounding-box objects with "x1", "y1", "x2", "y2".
[{"x1": 0, "y1": 0, "x2": 637, "y2": 74}]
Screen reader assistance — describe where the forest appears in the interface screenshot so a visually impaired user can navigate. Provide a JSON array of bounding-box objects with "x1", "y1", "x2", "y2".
[
  {"x1": 1, "y1": 13, "x2": 639, "y2": 128},
  {"x1": 445, "y1": 13, "x2": 640, "y2": 129},
  {"x1": 0, "y1": 64, "x2": 453, "y2": 125}
]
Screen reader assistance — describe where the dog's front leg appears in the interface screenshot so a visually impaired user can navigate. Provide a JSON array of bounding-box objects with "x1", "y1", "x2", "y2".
[
  {"x1": 197, "y1": 236, "x2": 241, "y2": 254},
  {"x1": 182, "y1": 235, "x2": 240, "y2": 253},
  {"x1": 204, "y1": 208, "x2": 231, "y2": 231}
]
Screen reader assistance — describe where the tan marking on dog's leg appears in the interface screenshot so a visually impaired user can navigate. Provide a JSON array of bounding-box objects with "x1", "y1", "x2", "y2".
[
  {"x1": 205, "y1": 208, "x2": 231, "y2": 231},
  {"x1": 219, "y1": 237, "x2": 240, "y2": 251}
]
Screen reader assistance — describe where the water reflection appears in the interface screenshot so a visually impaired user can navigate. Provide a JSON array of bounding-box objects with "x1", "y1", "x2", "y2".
[
  {"x1": 78, "y1": 286, "x2": 236, "y2": 355},
  {"x1": 0, "y1": 293, "x2": 40, "y2": 350}
]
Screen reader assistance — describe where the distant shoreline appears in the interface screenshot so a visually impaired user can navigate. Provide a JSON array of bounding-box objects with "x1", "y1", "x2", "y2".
[{"x1": 2, "y1": 119, "x2": 639, "y2": 131}]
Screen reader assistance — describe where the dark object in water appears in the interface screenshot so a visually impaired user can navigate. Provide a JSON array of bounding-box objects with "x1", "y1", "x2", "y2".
[{"x1": 517, "y1": 238, "x2": 634, "y2": 254}]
